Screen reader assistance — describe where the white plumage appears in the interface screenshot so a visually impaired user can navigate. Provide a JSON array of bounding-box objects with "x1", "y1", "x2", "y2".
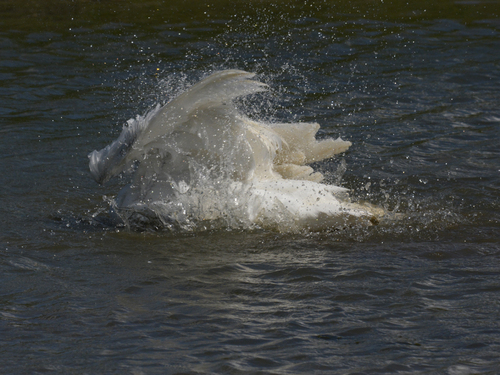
[{"x1": 89, "y1": 70, "x2": 382, "y2": 231}]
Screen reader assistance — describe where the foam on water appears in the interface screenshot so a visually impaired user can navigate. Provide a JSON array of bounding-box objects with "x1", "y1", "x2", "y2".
[{"x1": 89, "y1": 70, "x2": 383, "y2": 232}]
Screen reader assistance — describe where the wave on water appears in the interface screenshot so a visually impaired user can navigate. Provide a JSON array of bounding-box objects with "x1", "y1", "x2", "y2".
[{"x1": 89, "y1": 70, "x2": 383, "y2": 232}]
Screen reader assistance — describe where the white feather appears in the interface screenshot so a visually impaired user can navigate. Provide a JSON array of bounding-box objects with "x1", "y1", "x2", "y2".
[{"x1": 89, "y1": 70, "x2": 382, "y2": 230}]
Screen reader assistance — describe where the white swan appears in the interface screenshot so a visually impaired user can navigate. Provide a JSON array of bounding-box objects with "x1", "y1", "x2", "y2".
[{"x1": 89, "y1": 70, "x2": 382, "y2": 231}]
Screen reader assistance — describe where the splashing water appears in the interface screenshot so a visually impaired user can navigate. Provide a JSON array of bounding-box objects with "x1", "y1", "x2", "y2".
[{"x1": 89, "y1": 70, "x2": 383, "y2": 232}]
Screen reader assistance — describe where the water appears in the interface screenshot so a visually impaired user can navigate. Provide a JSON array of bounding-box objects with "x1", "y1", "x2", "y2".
[{"x1": 1, "y1": 0, "x2": 499, "y2": 373}]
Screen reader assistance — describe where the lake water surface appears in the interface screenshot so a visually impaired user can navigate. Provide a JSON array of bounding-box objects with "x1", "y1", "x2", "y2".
[{"x1": 1, "y1": 1, "x2": 499, "y2": 373}]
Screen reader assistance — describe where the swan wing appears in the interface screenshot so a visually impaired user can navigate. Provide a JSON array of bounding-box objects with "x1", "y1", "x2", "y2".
[{"x1": 89, "y1": 70, "x2": 267, "y2": 184}]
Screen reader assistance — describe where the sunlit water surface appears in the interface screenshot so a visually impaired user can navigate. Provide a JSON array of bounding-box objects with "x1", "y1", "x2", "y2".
[{"x1": 1, "y1": 1, "x2": 499, "y2": 373}]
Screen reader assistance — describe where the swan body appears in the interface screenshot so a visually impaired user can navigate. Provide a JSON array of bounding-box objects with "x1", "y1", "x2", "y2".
[{"x1": 89, "y1": 70, "x2": 381, "y2": 231}]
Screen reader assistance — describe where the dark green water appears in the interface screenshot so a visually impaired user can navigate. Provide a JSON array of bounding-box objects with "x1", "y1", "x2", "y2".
[{"x1": 1, "y1": 1, "x2": 499, "y2": 373}]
